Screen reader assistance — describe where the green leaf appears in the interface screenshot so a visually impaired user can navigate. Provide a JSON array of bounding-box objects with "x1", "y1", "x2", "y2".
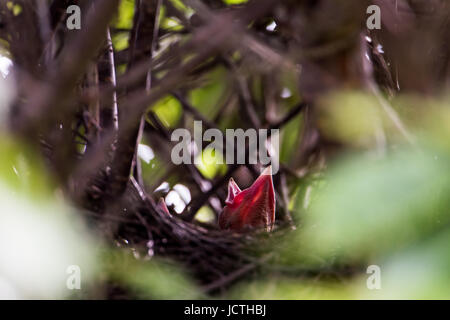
[
  {"x1": 189, "y1": 67, "x2": 230, "y2": 119},
  {"x1": 300, "y1": 149, "x2": 450, "y2": 262},
  {"x1": 195, "y1": 147, "x2": 227, "y2": 179},
  {"x1": 0, "y1": 135, "x2": 53, "y2": 199},
  {"x1": 279, "y1": 113, "x2": 303, "y2": 163},
  {"x1": 151, "y1": 95, "x2": 182, "y2": 128},
  {"x1": 223, "y1": 0, "x2": 249, "y2": 5},
  {"x1": 104, "y1": 250, "x2": 202, "y2": 299},
  {"x1": 227, "y1": 276, "x2": 355, "y2": 299},
  {"x1": 116, "y1": 0, "x2": 135, "y2": 29},
  {"x1": 194, "y1": 206, "x2": 216, "y2": 224},
  {"x1": 112, "y1": 32, "x2": 130, "y2": 51},
  {"x1": 317, "y1": 90, "x2": 385, "y2": 148},
  {"x1": 0, "y1": 182, "x2": 97, "y2": 299},
  {"x1": 362, "y1": 229, "x2": 450, "y2": 299}
]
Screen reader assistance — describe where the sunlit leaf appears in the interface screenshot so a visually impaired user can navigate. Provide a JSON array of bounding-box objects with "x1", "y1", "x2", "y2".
[
  {"x1": 115, "y1": 0, "x2": 135, "y2": 29},
  {"x1": 112, "y1": 32, "x2": 130, "y2": 51},
  {"x1": 0, "y1": 135, "x2": 53, "y2": 199},
  {"x1": 150, "y1": 95, "x2": 183, "y2": 128},
  {"x1": 195, "y1": 206, "x2": 215, "y2": 224},
  {"x1": 195, "y1": 147, "x2": 226, "y2": 179},
  {"x1": 223, "y1": 0, "x2": 249, "y2": 5}
]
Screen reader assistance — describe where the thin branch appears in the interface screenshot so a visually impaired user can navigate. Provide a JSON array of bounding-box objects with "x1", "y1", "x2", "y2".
[
  {"x1": 17, "y1": 0, "x2": 120, "y2": 136},
  {"x1": 108, "y1": 0, "x2": 162, "y2": 198},
  {"x1": 97, "y1": 28, "x2": 119, "y2": 133},
  {"x1": 223, "y1": 56, "x2": 262, "y2": 129}
]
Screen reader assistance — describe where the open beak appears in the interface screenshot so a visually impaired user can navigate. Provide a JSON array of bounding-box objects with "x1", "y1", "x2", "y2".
[{"x1": 219, "y1": 166, "x2": 276, "y2": 232}]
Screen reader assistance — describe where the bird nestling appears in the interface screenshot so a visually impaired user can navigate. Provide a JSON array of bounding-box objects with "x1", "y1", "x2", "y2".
[
  {"x1": 219, "y1": 166, "x2": 275, "y2": 232},
  {"x1": 157, "y1": 166, "x2": 276, "y2": 232}
]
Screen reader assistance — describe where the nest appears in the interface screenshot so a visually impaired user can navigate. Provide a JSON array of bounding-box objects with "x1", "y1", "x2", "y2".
[{"x1": 81, "y1": 167, "x2": 268, "y2": 294}]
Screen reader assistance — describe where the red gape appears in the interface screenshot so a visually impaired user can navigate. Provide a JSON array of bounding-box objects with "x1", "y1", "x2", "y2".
[
  {"x1": 219, "y1": 166, "x2": 276, "y2": 232},
  {"x1": 157, "y1": 197, "x2": 171, "y2": 216}
]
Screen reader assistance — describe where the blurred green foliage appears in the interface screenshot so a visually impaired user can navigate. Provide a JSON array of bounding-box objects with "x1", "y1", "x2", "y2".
[
  {"x1": 0, "y1": 135, "x2": 97, "y2": 299},
  {"x1": 0, "y1": 136, "x2": 53, "y2": 199},
  {"x1": 260, "y1": 91, "x2": 450, "y2": 299},
  {"x1": 116, "y1": 0, "x2": 135, "y2": 30},
  {"x1": 223, "y1": 0, "x2": 249, "y2": 5},
  {"x1": 196, "y1": 147, "x2": 227, "y2": 179},
  {"x1": 112, "y1": 0, "x2": 134, "y2": 51},
  {"x1": 301, "y1": 149, "x2": 450, "y2": 261},
  {"x1": 227, "y1": 278, "x2": 355, "y2": 299},
  {"x1": 103, "y1": 249, "x2": 202, "y2": 299},
  {"x1": 5, "y1": 1, "x2": 22, "y2": 16},
  {"x1": 3, "y1": 65, "x2": 450, "y2": 300},
  {"x1": 317, "y1": 91, "x2": 385, "y2": 148},
  {"x1": 194, "y1": 206, "x2": 216, "y2": 224},
  {"x1": 279, "y1": 113, "x2": 303, "y2": 163},
  {"x1": 2, "y1": 0, "x2": 450, "y2": 300},
  {"x1": 189, "y1": 66, "x2": 231, "y2": 121},
  {"x1": 151, "y1": 95, "x2": 183, "y2": 128}
]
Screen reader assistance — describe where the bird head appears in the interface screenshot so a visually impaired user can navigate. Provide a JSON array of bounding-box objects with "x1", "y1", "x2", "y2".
[{"x1": 219, "y1": 166, "x2": 276, "y2": 232}]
